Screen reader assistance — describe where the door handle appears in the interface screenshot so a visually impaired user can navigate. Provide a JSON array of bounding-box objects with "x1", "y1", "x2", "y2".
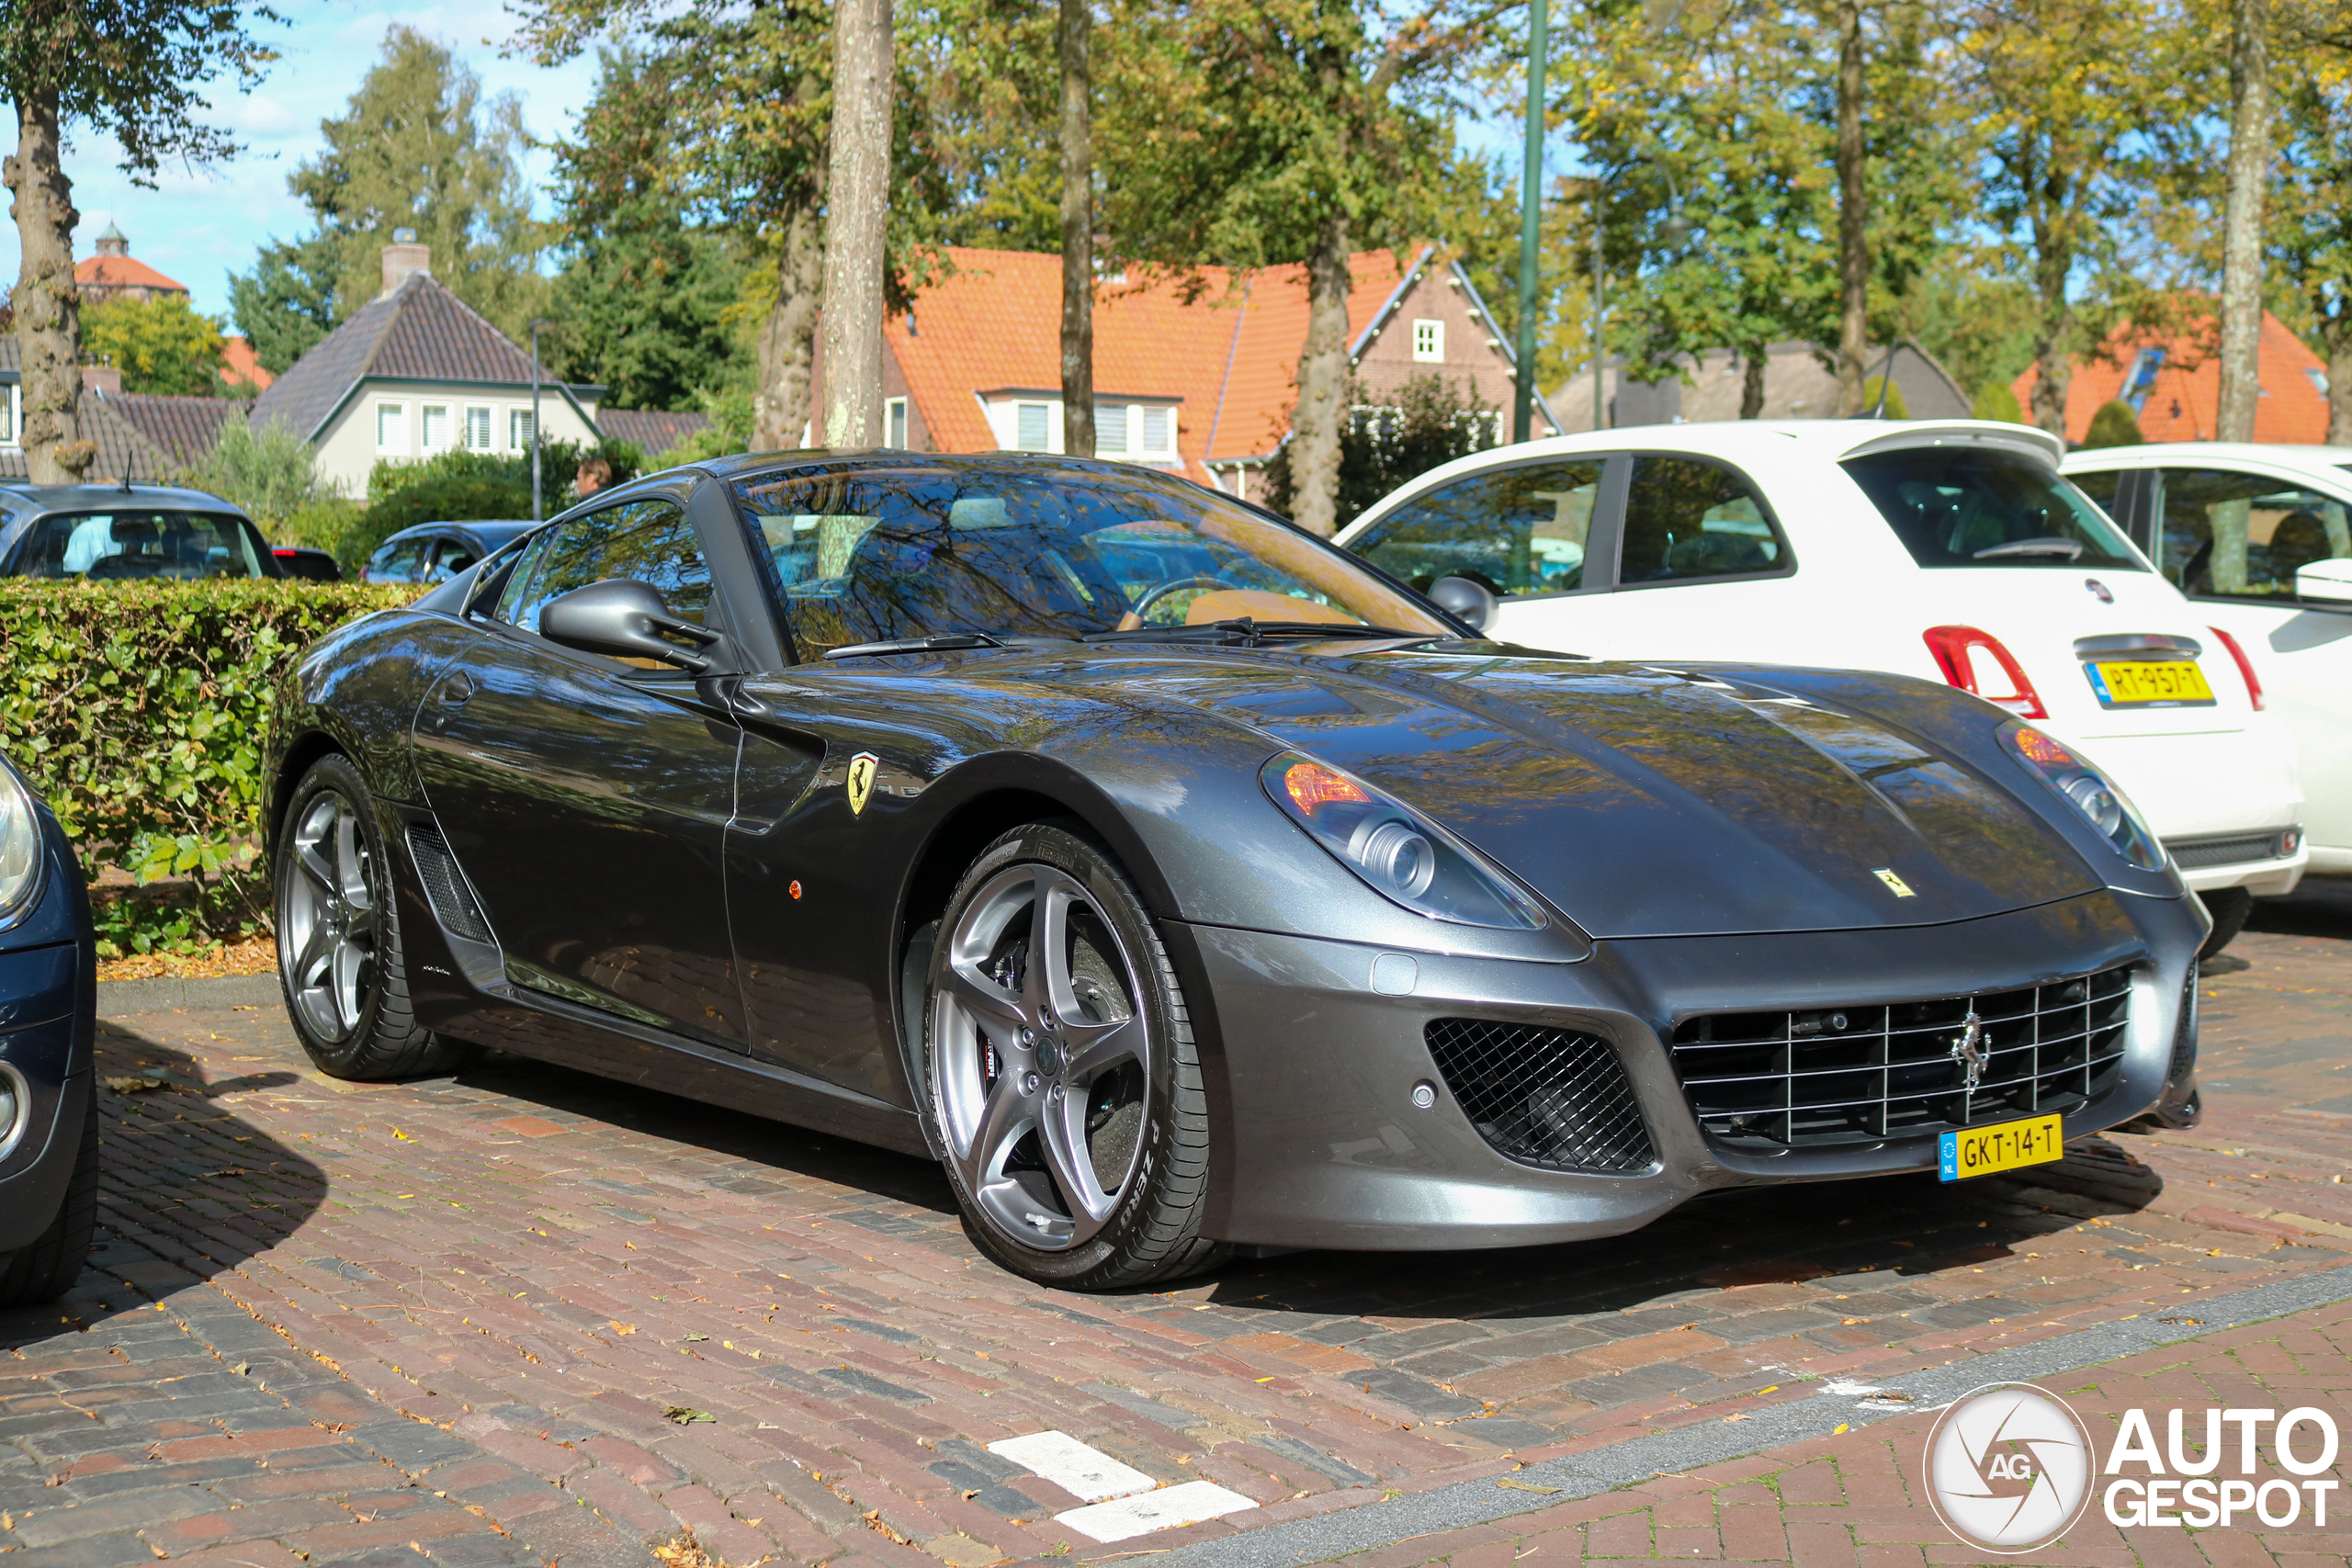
[{"x1": 438, "y1": 671, "x2": 477, "y2": 706}]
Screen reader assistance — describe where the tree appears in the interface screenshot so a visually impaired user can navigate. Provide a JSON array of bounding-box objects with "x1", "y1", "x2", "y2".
[
  {"x1": 1262, "y1": 371, "x2": 1496, "y2": 529},
  {"x1": 182, "y1": 414, "x2": 344, "y2": 533},
  {"x1": 1102, "y1": 0, "x2": 1482, "y2": 535},
  {"x1": 272, "y1": 27, "x2": 549, "y2": 342},
  {"x1": 820, "y1": 0, "x2": 897, "y2": 447},
  {"x1": 547, "y1": 47, "x2": 747, "y2": 411},
  {"x1": 2267, "y1": 34, "x2": 2352, "y2": 440},
  {"x1": 1834, "y1": 0, "x2": 1870, "y2": 414},
  {"x1": 2216, "y1": 0, "x2": 2271, "y2": 442},
  {"x1": 1059, "y1": 0, "x2": 1095, "y2": 458},
  {"x1": 2082, "y1": 398, "x2": 2145, "y2": 446},
  {"x1": 228, "y1": 231, "x2": 340, "y2": 374},
  {"x1": 1, "y1": 1, "x2": 276, "y2": 482},
  {"x1": 81, "y1": 293, "x2": 229, "y2": 395}
]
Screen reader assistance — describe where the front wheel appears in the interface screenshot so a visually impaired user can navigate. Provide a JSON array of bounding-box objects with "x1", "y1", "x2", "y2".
[{"x1": 922, "y1": 823, "x2": 1224, "y2": 1289}]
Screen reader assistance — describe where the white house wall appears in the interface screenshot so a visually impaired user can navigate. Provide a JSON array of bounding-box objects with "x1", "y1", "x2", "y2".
[{"x1": 313, "y1": 379, "x2": 605, "y2": 501}]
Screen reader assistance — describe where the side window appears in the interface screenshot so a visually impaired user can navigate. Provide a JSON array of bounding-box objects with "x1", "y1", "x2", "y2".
[
  {"x1": 1349, "y1": 460, "x2": 1602, "y2": 598},
  {"x1": 496, "y1": 500, "x2": 714, "y2": 635},
  {"x1": 426, "y1": 536, "x2": 480, "y2": 581},
  {"x1": 2156, "y1": 468, "x2": 2352, "y2": 599},
  {"x1": 367, "y1": 537, "x2": 428, "y2": 583},
  {"x1": 2068, "y1": 469, "x2": 2125, "y2": 522},
  {"x1": 1619, "y1": 456, "x2": 1787, "y2": 585}
]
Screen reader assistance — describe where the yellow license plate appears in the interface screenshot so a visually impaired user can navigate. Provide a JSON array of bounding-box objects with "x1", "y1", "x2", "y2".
[
  {"x1": 2086, "y1": 660, "x2": 2215, "y2": 707},
  {"x1": 1939, "y1": 1112, "x2": 2064, "y2": 1181}
]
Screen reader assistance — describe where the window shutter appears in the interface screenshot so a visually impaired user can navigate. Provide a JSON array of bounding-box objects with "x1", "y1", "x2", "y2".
[
  {"x1": 1141, "y1": 406, "x2": 1171, "y2": 454},
  {"x1": 1097, "y1": 404, "x2": 1128, "y2": 454},
  {"x1": 1016, "y1": 403, "x2": 1050, "y2": 450}
]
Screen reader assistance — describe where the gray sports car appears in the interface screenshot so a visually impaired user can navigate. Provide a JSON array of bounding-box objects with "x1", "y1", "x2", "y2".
[{"x1": 263, "y1": 454, "x2": 2204, "y2": 1290}]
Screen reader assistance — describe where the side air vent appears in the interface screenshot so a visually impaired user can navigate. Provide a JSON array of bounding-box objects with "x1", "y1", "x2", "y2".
[
  {"x1": 2169, "y1": 971, "x2": 2198, "y2": 1085},
  {"x1": 1424, "y1": 1018, "x2": 1657, "y2": 1175},
  {"x1": 407, "y1": 826, "x2": 493, "y2": 944}
]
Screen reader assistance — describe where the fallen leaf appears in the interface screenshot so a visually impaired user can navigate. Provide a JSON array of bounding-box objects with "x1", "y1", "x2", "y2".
[
  {"x1": 1834, "y1": 1423, "x2": 1849, "y2": 1435},
  {"x1": 663, "y1": 1406, "x2": 715, "y2": 1425},
  {"x1": 683, "y1": 1334, "x2": 709, "y2": 1343},
  {"x1": 611, "y1": 1323, "x2": 636, "y2": 1335},
  {"x1": 106, "y1": 1076, "x2": 169, "y2": 1094},
  {"x1": 1496, "y1": 1478, "x2": 1558, "y2": 1495}
]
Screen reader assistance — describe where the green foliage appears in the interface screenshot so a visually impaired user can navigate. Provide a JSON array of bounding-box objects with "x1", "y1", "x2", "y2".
[
  {"x1": 278, "y1": 26, "x2": 551, "y2": 342},
  {"x1": 547, "y1": 46, "x2": 749, "y2": 410},
  {"x1": 80, "y1": 293, "x2": 229, "y2": 395},
  {"x1": 1860, "y1": 376, "x2": 1909, "y2": 419},
  {"x1": 653, "y1": 386, "x2": 755, "y2": 466},
  {"x1": 181, "y1": 416, "x2": 346, "y2": 537},
  {"x1": 358, "y1": 440, "x2": 643, "y2": 552},
  {"x1": 1262, "y1": 373, "x2": 1497, "y2": 530},
  {"x1": 227, "y1": 231, "x2": 342, "y2": 375},
  {"x1": 1973, "y1": 379, "x2": 2027, "y2": 423},
  {"x1": 0, "y1": 581, "x2": 418, "y2": 954},
  {"x1": 0, "y1": 2, "x2": 274, "y2": 181},
  {"x1": 1430, "y1": 151, "x2": 1589, "y2": 398},
  {"x1": 2082, "y1": 399, "x2": 2146, "y2": 447}
]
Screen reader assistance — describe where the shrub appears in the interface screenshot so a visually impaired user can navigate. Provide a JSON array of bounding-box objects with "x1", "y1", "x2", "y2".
[
  {"x1": 1973, "y1": 380, "x2": 2027, "y2": 424},
  {"x1": 181, "y1": 414, "x2": 348, "y2": 537},
  {"x1": 0, "y1": 581, "x2": 418, "y2": 955},
  {"x1": 1860, "y1": 375, "x2": 1910, "y2": 419},
  {"x1": 356, "y1": 438, "x2": 644, "y2": 558},
  {"x1": 2082, "y1": 399, "x2": 2146, "y2": 448},
  {"x1": 1262, "y1": 373, "x2": 1498, "y2": 530}
]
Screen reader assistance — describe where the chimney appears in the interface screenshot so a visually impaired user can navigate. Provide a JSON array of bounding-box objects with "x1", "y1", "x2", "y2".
[
  {"x1": 381, "y1": 228, "x2": 430, "y2": 297},
  {"x1": 83, "y1": 365, "x2": 122, "y2": 396}
]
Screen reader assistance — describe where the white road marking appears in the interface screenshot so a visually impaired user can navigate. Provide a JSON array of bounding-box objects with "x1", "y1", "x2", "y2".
[
  {"x1": 1055, "y1": 1480, "x2": 1260, "y2": 1542},
  {"x1": 986, "y1": 1430, "x2": 1155, "y2": 1502}
]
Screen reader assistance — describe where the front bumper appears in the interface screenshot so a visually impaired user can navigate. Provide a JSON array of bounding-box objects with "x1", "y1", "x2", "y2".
[
  {"x1": 0, "y1": 831, "x2": 97, "y2": 1255},
  {"x1": 1179, "y1": 887, "x2": 2204, "y2": 1250}
]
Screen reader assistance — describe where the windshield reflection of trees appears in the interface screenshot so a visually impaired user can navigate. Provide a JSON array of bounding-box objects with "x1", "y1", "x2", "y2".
[
  {"x1": 728, "y1": 463, "x2": 1442, "y2": 654},
  {"x1": 505, "y1": 502, "x2": 714, "y2": 629}
]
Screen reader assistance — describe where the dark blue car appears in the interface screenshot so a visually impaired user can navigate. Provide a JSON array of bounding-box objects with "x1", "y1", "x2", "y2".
[{"x1": 0, "y1": 750, "x2": 96, "y2": 1304}]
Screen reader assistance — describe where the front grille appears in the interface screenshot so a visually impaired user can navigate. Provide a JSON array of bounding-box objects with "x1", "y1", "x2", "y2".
[
  {"x1": 1671, "y1": 965, "x2": 2133, "y2": 1149},
  {"x1": 2167, "y1": 831, "x2": 2289, "y2": 869},
  {"x1": 407, "y1": 826, "x2": 493, "y2": 943},
  {"x1": 1425, "y1": 1019, "x2": 1657, "y2": 1174}
]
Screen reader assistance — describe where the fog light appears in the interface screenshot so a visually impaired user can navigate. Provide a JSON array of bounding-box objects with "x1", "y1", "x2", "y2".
[{"x1": 0, "y1": 1068, "x2": 21, "y2": 1158}]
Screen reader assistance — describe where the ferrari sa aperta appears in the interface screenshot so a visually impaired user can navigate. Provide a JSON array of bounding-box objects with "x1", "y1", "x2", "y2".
[{"x1": 266, "y1": 453, "x2": 2205, "y2": 1289}]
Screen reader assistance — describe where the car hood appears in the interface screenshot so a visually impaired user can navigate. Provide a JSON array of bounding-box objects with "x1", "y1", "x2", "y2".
[{"x1": 1060, "y1": 641, "x2": 2104, "y2": 939}]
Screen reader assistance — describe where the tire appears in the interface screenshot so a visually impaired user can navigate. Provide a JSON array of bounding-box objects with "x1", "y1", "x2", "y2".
[
  {"x1": 922, "y1": 823, "x2": 1226, "y2": 1290},
  {"x1": 276, "y1": 754, "x2": 469, "y2": 1080},
  {"x1": 0, "y1": 1093, "x2": 98, "y2": 1307},
  {"x1": 2196, "y1": 886, "x2": 2255, "y2": 960}
]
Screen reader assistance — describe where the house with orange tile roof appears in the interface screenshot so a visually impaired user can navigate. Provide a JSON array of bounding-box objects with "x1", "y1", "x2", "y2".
[
  {"x1": 838, "y1": 244, "x2": 1558, "y2": 502},
  {"x1": 76, "y1": 222, "x2": 189, "y2": 306},
  {"x1": 2010, "y1": 309, "x2": 2330, "y2": 445}
]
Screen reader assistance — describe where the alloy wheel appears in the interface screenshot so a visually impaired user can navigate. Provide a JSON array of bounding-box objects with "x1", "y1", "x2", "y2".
[
  {"x1": 933, "y1": 863, "x2": 1150, "y2": 1250},
  {"x1": 280, "y1": 791, "x2": 379, "y2": 1043}
]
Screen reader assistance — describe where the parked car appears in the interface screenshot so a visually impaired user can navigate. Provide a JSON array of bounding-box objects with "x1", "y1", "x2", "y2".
[
  {"x1": 360, "y1": 521, "x2": 535, "y2": 585},
  {"x1": 0, "y1": 483, "x2": 282, "y2": 580},
  {"x1": 271, "y1": 545, "x2": 344, "y2": 581},
  {"x1": 266, "y1": 453, "x2": 2202, "y2": 1292},
  {"x1": 0, "y1": 749, "x2": 97, "y2": 1305},
  {"x1": 1336, "y1": 420, "x2": 2306, "y2": 953},
  {"x1": 2062, "y1": 443, "x2": 2352, "y2": 879}
]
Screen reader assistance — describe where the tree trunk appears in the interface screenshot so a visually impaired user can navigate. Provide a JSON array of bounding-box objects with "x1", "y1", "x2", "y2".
[
  {"x1": 819, "y1": 0, "x2": 894, "y2": 449},
  {"x1": 1740, "y1": 351, "x2": 1767, "y2": 418},
  {"x1": 1058, "y1": 0, "x2": 1093, "y2": 459},
  {"x1": 2327, "y1": 326, "x2": 2352, "y2": 446},
  {"x1": 4, "y1": 91, "x2": 93, "y2": 484},
  {"x1": 2029, "y1": 212, "x2": 2072, "y2": 439},
  {"x1": 753, "y1": 198, "x2": 826, "y2": 450},
  {"x1": 1288, "y1": 217, "x2": 1352, "y2": 536},
  {"x1": 1833, "y1": 0, "x2": 1869, "y2": 417},
  {"x1": 2215, "y1": 0, "x2": 2269, "y2": 444}
]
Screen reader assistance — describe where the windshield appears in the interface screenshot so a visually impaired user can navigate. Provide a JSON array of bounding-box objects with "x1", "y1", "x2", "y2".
[
  {"x1": 729, "y1": 461, "x2": 1450, "y2": 656},
  {"x1": 1842, "y1": 446, "x2": 2145, "y2": 570},
  {"x1": 9, "y1": 509, "x2": 269, "y2": 581}
]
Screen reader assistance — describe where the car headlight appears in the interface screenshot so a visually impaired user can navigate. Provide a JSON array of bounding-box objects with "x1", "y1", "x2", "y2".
[
  {"x1": 0, "y1": 761, "x2": 44, "y2": 926},
  {"x1": 1262, "y1": 753, "x2": 1546, "y2": 928},
  {"x1": 2000, "y1": 722, "x2": 2165, "y2": 872}
]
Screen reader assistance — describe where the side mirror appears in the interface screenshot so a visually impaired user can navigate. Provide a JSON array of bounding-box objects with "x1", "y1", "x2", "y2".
[
  {"x1": 2296, "y1": 558, "x2": 2352, "y2": 604},
  {"x1": 539, "y1": 578, "x2": 724, "y2": 672},
  {"x1": 1429, "y1": 574, "x2": 1498, "y2": 633}
]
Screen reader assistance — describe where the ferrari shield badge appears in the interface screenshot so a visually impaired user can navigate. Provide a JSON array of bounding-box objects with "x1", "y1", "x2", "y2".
[
  {"x1": 845, "y1": 751, "x2": 881, "y2": 817},
  {"x1": 1873, "y1": 867, "x2": 1917, "y2": 897}
]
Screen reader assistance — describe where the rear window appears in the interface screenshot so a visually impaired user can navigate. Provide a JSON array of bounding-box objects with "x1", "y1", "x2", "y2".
[
  {"x1": 9, "y1": 510, "x2": 269, "y2": 581},
  {"x1": 1842, "y1": 446, "x2": 2144, "y2": 570}
]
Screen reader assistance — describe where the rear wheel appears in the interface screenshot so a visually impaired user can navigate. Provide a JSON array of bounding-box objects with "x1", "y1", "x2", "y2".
[
  {"x1": 923, "y1": 824, "x2": 1224, "y2": 1289},
  {"x1": 2196, "y1": 886, "x2": 2255, "y2": 960},
  {"x1": 276, "y1": 755, "x2": 469, "y2": 1080}
]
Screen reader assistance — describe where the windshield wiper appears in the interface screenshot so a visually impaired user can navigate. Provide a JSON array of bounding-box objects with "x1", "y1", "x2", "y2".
[
  {"x1": 1083, "y1": 618, "x2": 1435, "y2": 647},
  {"x1": 1973, "y1": 536, "x2": 2085, "y2": 561},
  {"x1": 823, "y1": 631, "x2": 1005, "y2": 660}
]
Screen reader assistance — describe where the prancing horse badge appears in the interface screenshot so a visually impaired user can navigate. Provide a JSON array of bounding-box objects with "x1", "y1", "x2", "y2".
[{"x1": 845, "y1": 752, "x2": 880, "y2": 817}]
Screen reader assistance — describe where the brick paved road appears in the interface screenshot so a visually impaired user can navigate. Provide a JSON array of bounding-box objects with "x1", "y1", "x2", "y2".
[{"x1": 4, "y1": 882, "x2": 2346, "y2": 1568}]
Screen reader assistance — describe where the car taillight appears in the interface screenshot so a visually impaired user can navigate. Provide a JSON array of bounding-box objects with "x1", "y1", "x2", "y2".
[
  {"x1": 1922, "y1": 626, "x2": 2047, "y2": 718},
  {"x1": 2208, "y1": 626, "x2": 2266, "y2": 710}
]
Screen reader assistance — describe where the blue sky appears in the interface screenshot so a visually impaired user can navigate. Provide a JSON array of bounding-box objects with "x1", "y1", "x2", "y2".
[{"x1": 0, "y1": 3, "x2": 601, "y2": 323}]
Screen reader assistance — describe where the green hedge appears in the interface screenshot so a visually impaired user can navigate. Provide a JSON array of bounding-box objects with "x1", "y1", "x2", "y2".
[{"x1": 0, "y1": 581, "x2": 420, "y2": 955}]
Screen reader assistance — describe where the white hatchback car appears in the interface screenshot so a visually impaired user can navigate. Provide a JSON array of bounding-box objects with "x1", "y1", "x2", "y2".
[
  {"x1": 2060, "y1": 443, "x2": 2352, "y2": 876},
  {"x1": 1335, "y1": 420, "x2": 2307, "y2": 950}
]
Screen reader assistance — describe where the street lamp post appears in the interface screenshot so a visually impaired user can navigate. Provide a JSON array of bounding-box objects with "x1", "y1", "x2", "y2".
[
  {"x1": 528, "y1": 319, "x2": 551, "y2": 524},
  {"x1": 1512, "y1": 0, "x2": 1548, "y2": 444}
]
